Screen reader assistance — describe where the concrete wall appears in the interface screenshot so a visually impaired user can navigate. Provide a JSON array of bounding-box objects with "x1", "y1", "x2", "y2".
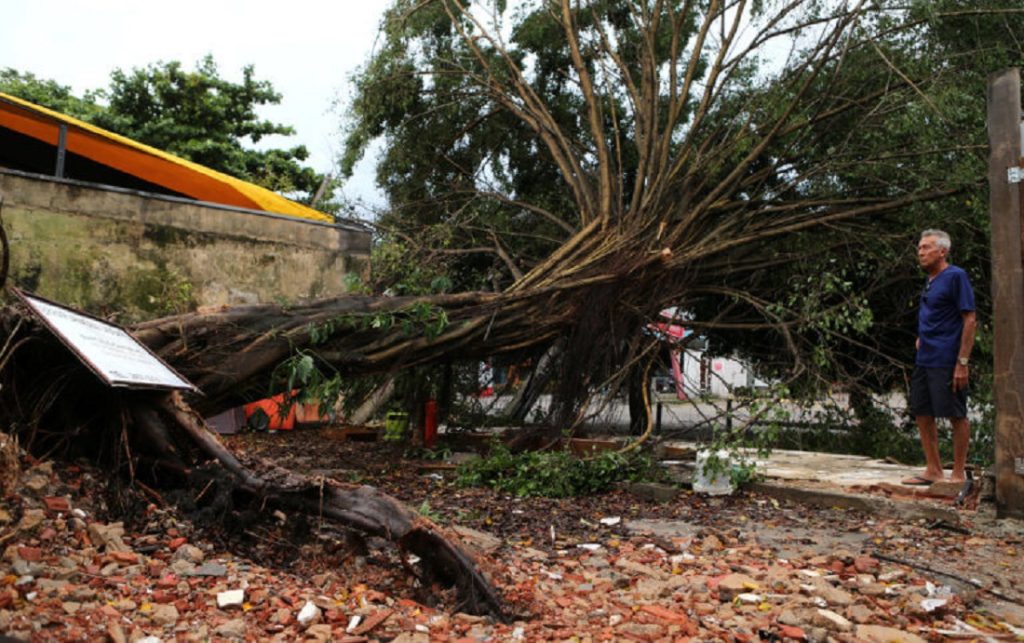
[{"x1": 0, "y1": 170, "x2": 371, "y2": 322}]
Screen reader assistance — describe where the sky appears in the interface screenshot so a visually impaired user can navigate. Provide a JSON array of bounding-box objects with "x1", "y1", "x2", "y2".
[{"x1": 0, "y1": 0, "x2": 389, "y2": 209}]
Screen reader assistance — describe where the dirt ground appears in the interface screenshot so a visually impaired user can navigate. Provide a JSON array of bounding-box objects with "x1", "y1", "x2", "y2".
[{"x1": 2, "y1": 426, "x2": 1023, "y2": 641}]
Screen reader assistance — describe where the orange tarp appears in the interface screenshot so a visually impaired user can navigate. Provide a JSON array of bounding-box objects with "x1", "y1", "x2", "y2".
[
  {"x1": 244, "y1": 392, "x2": 297, "y2": 431},
  {"x1": 0, "y1": 92, "x2": 332, "y2": 223}
]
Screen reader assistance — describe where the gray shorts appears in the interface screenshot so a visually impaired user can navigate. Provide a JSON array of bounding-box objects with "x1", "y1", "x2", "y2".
[{"x1": 909, "y1": 366, "x2": 968, "y2": 418}]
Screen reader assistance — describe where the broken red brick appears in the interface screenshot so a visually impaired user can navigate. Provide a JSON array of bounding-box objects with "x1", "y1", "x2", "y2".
[
  {"x1": 853, "y1": 556, "x2": 880, "y2": 574},
  {"x1": 352, "y1": 609, "x2": 394, "y2": 636},
  {"x1": 156, "y1": 574, "x2": 178, "y2": 588},
  {"x1": 274, "y1": 607, "x2": 293, "y2": 626},
  {"x1": 640, "y1": 604, "x2": 690, "y2": 625},
  {"x1": 364, "y1": 589, "x2": 388, "y2": 603},
  {"x1": 17, "y1": 546, "x2": 42, "y2": 562},
  {"x1": 168, "y1": 537, "x2": 187, "y2": 550},
  {"x1": 109, "y1": 551, "x2": 138, "y2": 564},
  {"x1": 98, "y1": 604, "x2": 120, "y2": 618},
  {"x1": 151, "y1": 590, "x2": 174, "y2": 604},
  {"x1": 779, "y1": 624, "x2": 807, "y2": 640},
  {"x1": 43, "y1": 496, "x2": 71, "y2": 513},
  {"x1": 325, "y1": 608, "x2": 346, "y2": 623}
]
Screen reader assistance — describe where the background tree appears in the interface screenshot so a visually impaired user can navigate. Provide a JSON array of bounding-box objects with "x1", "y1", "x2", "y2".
[
  {"x1": 703, "y1": 1, "x2": 1023, "y2": 461},
  {"x1": 1, "y1": 57, "x2": 335, "y2": 208},
  {"x1": 0, "y1": 69, "x2": 102, "y2": 120}
]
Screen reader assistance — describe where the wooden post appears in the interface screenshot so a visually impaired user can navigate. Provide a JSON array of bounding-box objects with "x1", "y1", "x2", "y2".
[{"x1": 987, "y1": 68, "x2": 1024, "y2": 519}]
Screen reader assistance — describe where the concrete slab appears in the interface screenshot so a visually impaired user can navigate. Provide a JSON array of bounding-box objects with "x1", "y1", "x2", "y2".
[
  {"x1": 661, "y1": 441, "x2": 970, "y2": 520},
  {"x1": 664, "y1": 442, "x2": 936, "y2": 488}
]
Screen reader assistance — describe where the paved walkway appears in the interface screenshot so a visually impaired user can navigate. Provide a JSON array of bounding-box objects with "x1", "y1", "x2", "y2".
[
  {"x1": 655, "y1": 441, "x2": 979, "y2": 521},
  {"x1": 739, "y1": 447, "x2": 923, "y2": 488},
  {"x1": 661, "y1": 441, "x2": 925, "y2": 487}
]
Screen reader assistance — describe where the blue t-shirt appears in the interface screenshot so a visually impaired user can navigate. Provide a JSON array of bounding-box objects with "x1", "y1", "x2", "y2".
[{"x1": 916, "y1": 264, "x2": 975, "y2": 368}]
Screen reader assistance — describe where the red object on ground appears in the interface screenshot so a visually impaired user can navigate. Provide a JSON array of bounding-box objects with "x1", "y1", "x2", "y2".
[{"x1": 424, "y1": 399, "x2": 438, "y2": 448}]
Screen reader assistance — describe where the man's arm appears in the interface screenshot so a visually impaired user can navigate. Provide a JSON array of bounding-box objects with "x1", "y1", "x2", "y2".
[{"x1": 952, "y1": 311, "x2": 976, "y2": 391}]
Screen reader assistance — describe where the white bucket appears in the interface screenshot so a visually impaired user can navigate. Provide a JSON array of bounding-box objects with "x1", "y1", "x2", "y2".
[{"x1": 693, "y1": 449, "x2": 736, "y2": 496}]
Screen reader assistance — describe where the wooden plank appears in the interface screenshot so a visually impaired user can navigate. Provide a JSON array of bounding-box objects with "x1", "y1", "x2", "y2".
[
  {"x1": 987, "y1": 68, "x2": 1024, "y2": 519},
  {"x1": 566, "y1": 438, "x2": 620, "y2": 455}
]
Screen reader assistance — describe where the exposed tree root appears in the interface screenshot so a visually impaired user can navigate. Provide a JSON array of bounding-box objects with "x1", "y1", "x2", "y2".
[
  {"x1": 0, "y1": 313, "x2": 507, "y2": 619},
  {"x1": 152, "y1": 392, "x2": 506, "y2": 618}
]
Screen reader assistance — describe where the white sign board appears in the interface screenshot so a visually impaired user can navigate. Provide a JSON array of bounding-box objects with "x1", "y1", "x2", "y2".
[{"x1": 17, "y1": 290, "x2": 198, "y2": 392}]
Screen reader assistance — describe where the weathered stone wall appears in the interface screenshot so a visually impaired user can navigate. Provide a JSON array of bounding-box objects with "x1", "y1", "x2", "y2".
[{"x1": 0, "y1": 170, "x2": 371, "y2": 322}]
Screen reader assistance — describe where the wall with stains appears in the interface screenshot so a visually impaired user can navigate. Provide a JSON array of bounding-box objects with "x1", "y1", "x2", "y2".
[{"x1": 0, "y1": 170, "x2": 371, "y2": 322}]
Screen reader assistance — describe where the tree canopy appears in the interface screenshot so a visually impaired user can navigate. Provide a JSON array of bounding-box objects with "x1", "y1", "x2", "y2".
[
  {"x1": 1, "y1": 56, "x2": 334, "y2": 208},
  {"x1": 338, "y1": 0, "x2": 1022, "y2": 418}
]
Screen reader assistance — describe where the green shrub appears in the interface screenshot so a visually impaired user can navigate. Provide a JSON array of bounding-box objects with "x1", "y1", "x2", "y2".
[{"x1": 455, "y1": 443, "x2": 657, "y2": 498}]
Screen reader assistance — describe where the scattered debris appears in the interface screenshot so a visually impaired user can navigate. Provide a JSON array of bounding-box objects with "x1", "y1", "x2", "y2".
[{"x1": 1, "y1": 428, "x2": 1021, "y2": 640}]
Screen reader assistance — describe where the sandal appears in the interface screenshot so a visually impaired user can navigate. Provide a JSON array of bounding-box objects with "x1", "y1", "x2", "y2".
[{"x1": 901, "y1": 475, "x2": 936, "y2": 486}]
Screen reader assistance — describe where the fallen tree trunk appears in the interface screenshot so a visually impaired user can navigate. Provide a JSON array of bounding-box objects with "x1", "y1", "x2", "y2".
[{"x1": 347, "y1": 376, "x2": 397, "y2": 426}]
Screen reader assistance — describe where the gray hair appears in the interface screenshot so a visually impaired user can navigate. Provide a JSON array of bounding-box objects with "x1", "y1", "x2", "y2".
[{"x1": 920, "y1": 229, "x2": 951, "y2": 251}]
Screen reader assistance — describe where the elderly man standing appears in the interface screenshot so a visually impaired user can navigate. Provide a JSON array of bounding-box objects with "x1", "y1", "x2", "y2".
[{"x1": 904, "y1": 229, "x2": 977, "y2": 485}]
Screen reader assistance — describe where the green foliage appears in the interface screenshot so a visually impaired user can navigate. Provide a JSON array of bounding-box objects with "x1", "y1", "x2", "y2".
[
  {"x1": 456, "y1": 443, "x2": 657, "y2": 498},
  {"x1": 0, "y1": 69, "x2": 102, "y2": 119},
  {"x1": 416, "y1": 500, "x2": 442, "y2": 522},
  {"x1": 2, "y1": 58, "x2": 333, "y2": 208},
  {"x1": 342, "y1": 272, "x2": 371, "y2": 295},
  {"x1": 335, "y1": 1, "x2": 1017, "y2": 464},
  {"x1": 714, "y1": 1, "x2": 1020, "y2": 403},
  {"x1": 270, "y1": 351, "x2": 343, "y2": 421},
  {"x1": 153, "y1": 273, "x2": 195, "y2": 318},
  {"x1": 307, "y1": 301, "x2": 449, "y2": 347},
  {"x1": 369, "y1": 235, "x2": 464, "y2": 296},
  {"x1": 698, "y1": 386, "x2": 791, "y2": 488},
  {"x1": 717, "y1": 386, "x2": 996, "y2": 471}
]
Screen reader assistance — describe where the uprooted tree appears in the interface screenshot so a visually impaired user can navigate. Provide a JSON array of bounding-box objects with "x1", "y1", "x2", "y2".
[{"x1": 2, "y1": 0, "x2": 1014, "y2": 618}]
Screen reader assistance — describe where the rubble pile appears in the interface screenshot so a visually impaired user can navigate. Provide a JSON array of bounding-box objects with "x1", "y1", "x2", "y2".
[
  {"x1": 0, "y1": 443, "x2": 449, "y2": 642},
  {"x1": 499, "y1": 530, "x2": 1024, "y2": 641},
  {"x1": 2, "y1": 430, "x2": 1023, "y2": 641}
]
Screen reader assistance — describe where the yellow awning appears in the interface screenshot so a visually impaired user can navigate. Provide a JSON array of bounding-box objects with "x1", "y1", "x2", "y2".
[{"x1": 0, "y1": 91, "x2": 333, "y2": 223}]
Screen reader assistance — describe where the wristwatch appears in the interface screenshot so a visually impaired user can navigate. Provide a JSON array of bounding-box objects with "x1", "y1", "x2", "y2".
[{"x1": 958, "y1": 357, "x2": 969, "y2": 366}]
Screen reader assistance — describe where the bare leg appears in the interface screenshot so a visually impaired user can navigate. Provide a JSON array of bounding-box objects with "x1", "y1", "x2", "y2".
[
  {"x1": 950, "y1": 417, "x2": 970, "y2": 482},
  {"x1": 915, "y1": 415, "x2": 945, "y2": 480}
]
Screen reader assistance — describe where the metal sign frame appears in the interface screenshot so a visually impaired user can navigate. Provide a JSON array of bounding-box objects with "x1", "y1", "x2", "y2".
[{"x1": 12, "y1": 288, "x2": 199, "y2": 393}]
